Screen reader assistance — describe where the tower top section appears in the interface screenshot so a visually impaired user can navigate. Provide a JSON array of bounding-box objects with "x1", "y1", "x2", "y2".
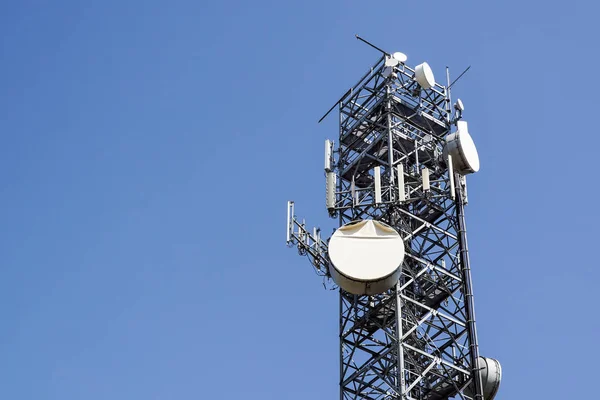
[{"x1": 320, "y1": 48, "x2": 454, "y2": 139}]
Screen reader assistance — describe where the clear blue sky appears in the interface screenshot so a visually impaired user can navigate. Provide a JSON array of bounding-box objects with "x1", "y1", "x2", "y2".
[{"x1": 0, "y1": 1, "x2": 597, "y2": 399}]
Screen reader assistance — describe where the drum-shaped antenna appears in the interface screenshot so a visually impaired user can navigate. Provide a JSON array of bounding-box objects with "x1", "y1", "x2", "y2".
[
  {"x1": 415, "y1": 62, "x2": 435, "y2": 89},
  {"x1": 464, "y1": 357, "x2": 502, "y2": 400},
  {"x1": 328, "y1": 220, "x2": 405, "y2": 295},
  {"x1": 392, "y1": 52, "x2": 407, "y2": 63},
  {"x1": 444, "y1": 121, "x2": 480, "y2": 175}
]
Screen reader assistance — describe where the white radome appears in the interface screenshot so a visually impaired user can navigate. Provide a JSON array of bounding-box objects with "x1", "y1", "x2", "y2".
[
  {"x1": 464, "y1": 357, "x2": 502, "y2": 400},
  {"x1": 328, "y1": 220, "x2": 405, "y2": 295},
  {"x1": 444, "y1": 120, "x2": 480, "y2": 175},
  {"x1": 385, "y1": 56, "x2": 399, "y2": 67},
  {"x1": 392, "y1": 52, "x2": 408, "y2": 63},
  {"x1": 415, "y1": 62, "x2": 436, "y2": 89}
]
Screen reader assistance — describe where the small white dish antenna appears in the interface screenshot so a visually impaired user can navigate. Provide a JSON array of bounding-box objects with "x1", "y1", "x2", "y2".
[
  {"x1": 392, "y1": 52, "x2": 407, "y2": 63},
  {"x1": 385, "y1": 56, "x2": 399, "y2": 67},
  {"x1": 328, "y1": 220, "x2": 405, "y2": 295},
  {"x1": 454, "y1": 98, "x2": 465, "y2": 111},
  {"x1": 415, "y1": 62, "x2": 436, "y2": 89},
  {"x1": 444, "y1": 120, "x2": 480, "y2": 175}
]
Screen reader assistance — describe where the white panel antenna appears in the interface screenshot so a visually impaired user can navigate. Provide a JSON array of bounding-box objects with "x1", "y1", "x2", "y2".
[
  {"x1": 326, "y1": 171, "x2": 336, "y2": 209},
  {"x1": 324, "y1": 139, "x2": 333, "y2": 171},
  {"x1": 374, "y1": 166, "x2": 382, "y2": 203},
  {"x1": 422, "y1": 168, "x2": 430, "y2": 191},
  {"x1": 397, "y1": 164, "x2": 405, "y2": 202}
]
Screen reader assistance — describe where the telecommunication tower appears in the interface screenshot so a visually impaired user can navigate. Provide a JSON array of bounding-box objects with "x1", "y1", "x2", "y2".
[{"x1": 286, "y1": 37, "x2": 501, "y2": 400}]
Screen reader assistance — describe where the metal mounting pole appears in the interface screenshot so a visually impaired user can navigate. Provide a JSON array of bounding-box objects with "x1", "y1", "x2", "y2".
[
  {"x1": 386, "y1": 82, "x2": 395, "y2": 194},
  {"x1": 456, "y1": 177, "x2": 484, "y2": 400},
  {"x1": 395, "y1": 281, "x2": 406, "y2": 397}
]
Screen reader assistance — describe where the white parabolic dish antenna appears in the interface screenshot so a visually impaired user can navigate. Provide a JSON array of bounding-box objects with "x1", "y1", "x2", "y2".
[
  {"x1": 385, "y1": 56, "x2": 399, "y2": 67},
  {"x1": 328, "y1": 220, "x2": 405, "y2": 295},
  {"x1": 415, "y1": 62, "x2": 435, "y2": 89},
  {"x1": 392, "y1": 52, "x2": 407, "y2": 63},
  {"x1": 444, "y1": 121, "x2": 480, "y2": 174},
  {"x1": 464, "y1": 357, "x2": 502, "y2": 400}
]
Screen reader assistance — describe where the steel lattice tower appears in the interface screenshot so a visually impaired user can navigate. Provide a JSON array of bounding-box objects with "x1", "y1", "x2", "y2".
[{"x1": 287, "y1": 49, "x2": 497, "y2": 400}]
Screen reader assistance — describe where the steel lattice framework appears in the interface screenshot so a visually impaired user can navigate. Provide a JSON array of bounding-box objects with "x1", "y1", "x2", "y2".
[{"x1": 287, "y1": 54, "x2": 484, "y2": 400}]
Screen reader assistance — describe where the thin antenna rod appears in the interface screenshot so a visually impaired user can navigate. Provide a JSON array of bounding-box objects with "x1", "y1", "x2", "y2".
[
  {"x1": 355, "y1": 34, "x2": 390, "y2": 56},
  {"x1": 318, "y1": 35, "x2": 388, "y2": 123},
  {"x1": 318, "y1": 88, "x2": 351, "y2": 123},
  {"x1": 449, "y1": 65, "x2": 471, "y2": 89},
  {"x1": 446, "y1": 66, "x2": 452, "y2": 124}
]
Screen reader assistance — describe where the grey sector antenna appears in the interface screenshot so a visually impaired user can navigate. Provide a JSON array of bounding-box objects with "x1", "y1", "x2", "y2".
[{"x1": 286, "y1": 37, "x2": 501, "y2": 400}]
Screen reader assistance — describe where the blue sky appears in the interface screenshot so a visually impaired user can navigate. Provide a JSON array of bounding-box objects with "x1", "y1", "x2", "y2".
[{"x1": 0, "y1": 1, "x2": 598, "y2": 399}]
